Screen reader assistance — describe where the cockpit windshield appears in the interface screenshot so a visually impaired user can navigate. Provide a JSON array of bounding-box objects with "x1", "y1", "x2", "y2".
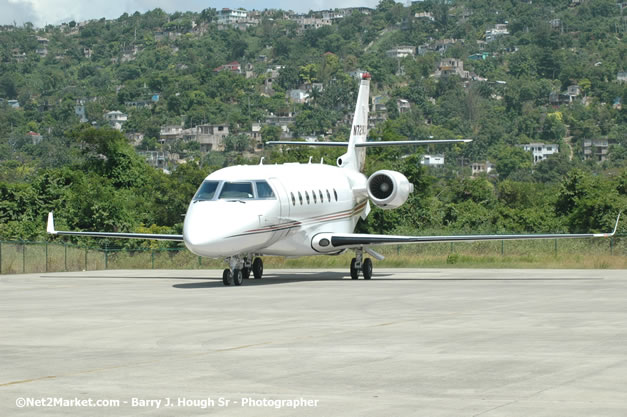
[
  {"x1": 193, "y1": 180, "x2": 276, "y2": 201},
  {"x1": 255, "y1": 181, "x2": 275, "y2": 199},
  {"x1": 193, "y1": 181, "x2": 219, "y2": 201},
  {"x1": 219, "y1": 182, "x2": 254, "y2": 199}
]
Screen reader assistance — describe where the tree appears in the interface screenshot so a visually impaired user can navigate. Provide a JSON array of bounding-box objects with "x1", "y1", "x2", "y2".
[
  {"x1": 223, "y1": 134, "x2": 251, "y2": 152},
  {"x1": 260, "y1": 125, "x2": 282, "y2": 144},
  {"x1": 490, "y1": 144, "x2": 533, "y2": 180}
]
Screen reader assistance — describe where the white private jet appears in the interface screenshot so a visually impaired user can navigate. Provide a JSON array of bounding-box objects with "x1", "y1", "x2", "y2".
[{"x1": 47, "y1": 73, "x2": 621, "y2": 286}]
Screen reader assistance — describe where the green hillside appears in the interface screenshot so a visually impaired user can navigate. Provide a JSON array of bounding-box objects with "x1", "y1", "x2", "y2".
[{"x1": 0, "y1": 0, "x2": 625, "y2": 246}]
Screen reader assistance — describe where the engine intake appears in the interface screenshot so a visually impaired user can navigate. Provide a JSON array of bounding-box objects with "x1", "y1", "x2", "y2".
[{"x1": 367, "y1": 170, "x2": 413, "y2": 210}]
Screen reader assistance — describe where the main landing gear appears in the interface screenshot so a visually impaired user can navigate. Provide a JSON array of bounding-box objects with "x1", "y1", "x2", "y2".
[
  {"x1": 350, "y1": 248, "x2": 373, "y2": 280},
  {"x1": 222, "y1": 255, "x2": 264, "y2": 286}
]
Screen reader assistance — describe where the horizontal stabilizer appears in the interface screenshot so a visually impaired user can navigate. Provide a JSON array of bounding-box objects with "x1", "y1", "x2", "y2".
[{"x1": 267, "y1": 139, "x2": 472, "y2": 147}]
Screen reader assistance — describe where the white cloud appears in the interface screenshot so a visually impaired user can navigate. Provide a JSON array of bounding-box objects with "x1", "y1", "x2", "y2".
[{"x1": 0, "y1": 0, "x2": 38, "y2": 26}]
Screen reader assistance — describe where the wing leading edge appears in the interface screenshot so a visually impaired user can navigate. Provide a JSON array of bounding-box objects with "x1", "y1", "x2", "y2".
[
  {"x1": 312, "y1": 213, "x2": 621, "y2": 252},
  {"x1": 46, "y1": 212, "x2": 184, "y2": 241}
]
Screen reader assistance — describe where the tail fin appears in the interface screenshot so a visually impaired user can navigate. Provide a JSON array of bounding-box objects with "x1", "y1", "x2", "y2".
[{"x1": 338, "y1": 73, "x2": 370, "y2": 172}]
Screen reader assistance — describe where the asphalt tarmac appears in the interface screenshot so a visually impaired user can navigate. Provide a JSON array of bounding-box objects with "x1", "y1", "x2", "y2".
[{"x1": 1, "y1": 268, "x2": 626, "y2": 416}]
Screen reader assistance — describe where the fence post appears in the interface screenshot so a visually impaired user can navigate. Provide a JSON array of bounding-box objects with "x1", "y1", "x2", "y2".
[
  {"x1": 104, "y1": 248, "x2": 108, "y2": 269},
  {"x1": 45, "y1": 242, "x2": 48, "y2": 273},
  {"x1": 22, "y1": 242, "x2": 26, "y2": 274},
  {"x1": 501, "y1": 240, "x2": 504, "y2": 256},
  {"x1": 450, "y1": 242, "x2": 454, "y2": 253},
  {"x1": 610, "y1": 238, "x2": 613, "y2": 256},
  {"x1": 198, "y1": 256, "x2": 202, "y2": 268},
  {"x1": 64, "y1": 243, "x2": 67, "y2": 271},
  {"x1": 85, "y1": 246, "x2": 88, "y2": 271},
  {"x1": 554, "y1": 239, "x2": 558, "y2": 257},
  {"x1": 0, "y1": 241, "x2": 2, "y2": 274},
  {"x1": 151, "y1": 250, "x2": 155, "y2": 269},
  {"x1": 397, "y1": 245, "x2": 400, "y2": 256}
]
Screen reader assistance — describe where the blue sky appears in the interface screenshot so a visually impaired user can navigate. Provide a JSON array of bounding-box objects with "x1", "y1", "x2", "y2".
[{"x1": 1, "y1": 0, "x2": 380, "y2": 27}]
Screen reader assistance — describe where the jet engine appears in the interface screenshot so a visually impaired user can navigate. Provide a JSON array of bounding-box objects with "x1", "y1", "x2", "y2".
[{"x1": 366, "y1": 170, "x2": 413, "y2": 210}]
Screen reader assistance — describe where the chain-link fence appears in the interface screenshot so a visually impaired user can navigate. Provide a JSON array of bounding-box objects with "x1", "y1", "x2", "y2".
[{"x1": 0, "y1": 236, "x2": 624, "y2": 274}]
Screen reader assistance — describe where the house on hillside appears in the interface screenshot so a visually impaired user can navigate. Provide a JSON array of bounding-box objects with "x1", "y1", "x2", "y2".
[
  {"x1": 519, "y1": 143, "x2": 558, "y2": 164},
  {"x1": 471, "y1": 161, "x2": 496, "y2": 177},
  {"x1": 27, "y1": 131, "x2": 43, "y2": 145},
  {"x1": 294, "y1": 17, "x2": 331, "y2": 32},
  {"x1": 104, "y1": 111, "x2": 128, "y2": 130},
  {"x1": 583, "y1": 139, "x2": 609, "y2": 162},
  {"x1": 160, "y1": 125, "x2": 184, "y2": 142},
  {"x1": 289, "y1": 89, "x2": 309, "y2": 104},
  {"x1": 397, "y1": 99, "x2": 410, "y2": 114},
  {"x1": 433, "y1": 58, "x2": 469, "y2": 79},
  {"x1": 486, "y1": 24, "x2": 509, "y2": 42},
  {"x1": 414, "y1": 12, "x2": 435, "y2": 22},
  {"x1": 420, "y1": 154, "x2": 444, "y2": 167},
  {"x1": 217, "y1": 8, "x2": 248, "y2": 25},
  {"x1": 214, "y1": 61, "x2": 242, "y2": 74},
  {"x1": 75, "y1": 100, "x2": 87, "y2": 122},
  {"x1": 191, "y1": 124, "x2": 230, "y2": 152},
  {"x1": 386, "y1": 46, "x2": 416, "y2": 58},
  {"x1": 469, "y1": 52, "x2": 490, "y2": 60}
]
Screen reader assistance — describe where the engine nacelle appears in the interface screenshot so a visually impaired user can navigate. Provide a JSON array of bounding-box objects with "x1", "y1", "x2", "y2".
[{"x1": 366, "y1": 170, "x2": 413, "y2": 210}]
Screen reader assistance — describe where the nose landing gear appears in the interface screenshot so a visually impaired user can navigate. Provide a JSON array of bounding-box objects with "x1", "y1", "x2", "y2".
[{"x1": 222, "y1": 255, "x2": 263, "y2": 286}]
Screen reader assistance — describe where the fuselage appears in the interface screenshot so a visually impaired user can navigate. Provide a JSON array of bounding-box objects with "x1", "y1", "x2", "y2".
[{"x1": 183, "y1": 162, "x2": 368, "y2": 258}]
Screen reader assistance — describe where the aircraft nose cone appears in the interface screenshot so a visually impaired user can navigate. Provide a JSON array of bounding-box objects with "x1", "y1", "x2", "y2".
[{"x1": 183, "y1": 201, "x2": 256, "y2": 257}]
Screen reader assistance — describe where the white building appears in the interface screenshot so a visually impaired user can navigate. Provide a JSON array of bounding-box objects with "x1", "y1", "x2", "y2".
[
  {"x1": 289, "y1": 89, "x2": 309, "y2": 104},
  {"x1": 414, "y1": 12, "x2": 435, "y2": 21},
  {"x1": 217, "y1": 8, "x2": 248, "y2": 25},
  {"x1": 386, "y1": 46, "x2": 416, "y2": 58},
  {"x1": 420, "y1": 154, "x2": 444, "y2": 167},
  {"x1": 295, "y1": 17, "x2": 332, "y2": 32},
  {"x1": 520, "y1": 143, "x2": 558, "y2": 164},
  {"x1": 75, "y1": 99, "x2": 87, "y2": 123},
  {"x1": 486, "y1": 24, "x2": 509, "y2": 43},
  {"x1": 104, "y1": 111, "x2": 128, "y2": 130},
  {"x1": 397, "y1": 99, "x2": 410, "y2": 114},
  {"x1": 471, "y1": 161, "x2": 496, "y2": 176},
  {"x1": 160, "y1": 125, "x2": 184, "y2": 142}
]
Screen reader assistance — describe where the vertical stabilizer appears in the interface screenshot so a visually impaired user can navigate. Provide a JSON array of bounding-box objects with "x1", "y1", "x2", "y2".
[{"x1": 337, "y1": 73, "x2": 370, "y2": 172}]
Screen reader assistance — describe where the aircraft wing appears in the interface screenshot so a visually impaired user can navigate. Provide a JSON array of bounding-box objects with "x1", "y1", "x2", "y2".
[
  {"x1": 46, "y1": 212, "x2": 184, "y2": 241},
  {"x1": 313, "y1": 213, "x2": 620, "y2": 251}
]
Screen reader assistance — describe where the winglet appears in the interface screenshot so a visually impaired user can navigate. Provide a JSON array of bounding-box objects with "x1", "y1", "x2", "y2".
[
  {"x1": 611, "y1": 212, "x2": 621, "y2": 236},
  {"x1": 598, "y1": 212, "x2": 622, "y2": 238},
  {"x1": 47, "y1": 212, "x2": 57, "y2": 235}
]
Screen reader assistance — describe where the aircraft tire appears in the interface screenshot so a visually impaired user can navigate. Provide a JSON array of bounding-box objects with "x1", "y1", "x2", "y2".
[
  {"x1": 222, "y1": 269, "x2": 233, "y2": 286},
  {"x1": 233, "y1": 269, "x2": 243, "y2": 286},
  {"x1": 253, "y1": 257, "x2": 263, "y2": 279},
  {"x1": 350, "y1": 258, "x2": 359, "y2": 280},
  {"x1": 362, "y1": 258, "x2": 373, "y2": 280},
  {"x1": 242, "y1": 267, "x2": 251, "y2": 279}
]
